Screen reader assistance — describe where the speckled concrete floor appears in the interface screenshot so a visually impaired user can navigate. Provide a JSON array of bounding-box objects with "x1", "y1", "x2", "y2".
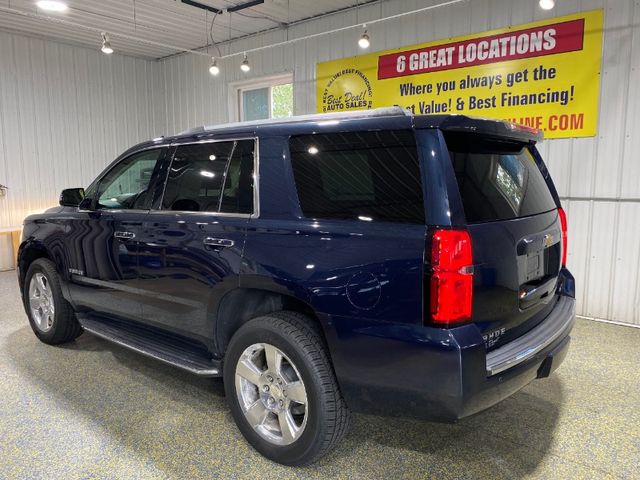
[{"x1": 1, "y1": 271, "x2": 639, "y2": 480}]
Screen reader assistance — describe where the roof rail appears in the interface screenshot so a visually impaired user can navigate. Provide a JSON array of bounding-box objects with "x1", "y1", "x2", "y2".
[
  {"x1": 178, "y1": 106, "x2": 411, "y2": 136},
  {"x1": 178, "y1": 126, "x2": 206, "y2": 136}
]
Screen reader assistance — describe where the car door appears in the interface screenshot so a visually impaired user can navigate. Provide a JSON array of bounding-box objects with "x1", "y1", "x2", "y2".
[
  {"x1": 66, "y1": 147, "x2": 167, "y2": 323},
  {"x1": 135, "y1": 137, "x2": 256, "y2": 346}
]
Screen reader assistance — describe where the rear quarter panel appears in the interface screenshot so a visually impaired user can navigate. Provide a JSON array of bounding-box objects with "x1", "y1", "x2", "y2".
[{"x1": 241, "y1": 128, "x2": 442, "y2": 410}]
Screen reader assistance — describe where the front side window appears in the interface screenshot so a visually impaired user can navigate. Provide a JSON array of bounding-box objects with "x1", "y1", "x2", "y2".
[
  {"x1": 289, "y1": 130, "x2": 424, "y2": 224},
  {"x1": 96, "y1": 149, "x2": 164, "y2": 210},
  {"x1": 161, "y1": 140, "x2": 255, "y2": 214}
]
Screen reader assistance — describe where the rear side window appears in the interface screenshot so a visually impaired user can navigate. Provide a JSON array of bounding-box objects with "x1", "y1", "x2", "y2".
[
  {"x1": 161, "y1": 140, "x2": 254, "y2": 214},
  {"x1": 289, "y1": 130, "x2": 424, "y2": 224},
  {"x1": 445, "y1": 132, "x2": 556, "y2": 223}
]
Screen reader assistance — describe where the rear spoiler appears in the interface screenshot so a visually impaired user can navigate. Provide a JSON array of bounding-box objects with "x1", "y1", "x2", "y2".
[{"x1": 413, "y1": 114, "x2": 544, "y2": 144}]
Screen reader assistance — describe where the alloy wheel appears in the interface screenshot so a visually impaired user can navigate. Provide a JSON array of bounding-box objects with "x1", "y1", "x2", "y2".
[
  {"x1": 28, "y1": 272, "x2": 55, "y2": 332},
  {"x1": 235, "y1": 342, "x2": 309, "y2": 446}
]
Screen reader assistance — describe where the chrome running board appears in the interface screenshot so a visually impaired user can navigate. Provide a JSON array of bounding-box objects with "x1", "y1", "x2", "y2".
[{"x1": 79, "y1": 316, "x2": 221, "y2": 377}]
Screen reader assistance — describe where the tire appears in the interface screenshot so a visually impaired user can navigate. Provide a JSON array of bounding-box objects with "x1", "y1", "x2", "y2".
[
  {"x1": 23, "y1": 258, "x2": 83, "y2": 345},
  {"x1": 223, "y1": 311, "x2": 351, "y2": 466}
]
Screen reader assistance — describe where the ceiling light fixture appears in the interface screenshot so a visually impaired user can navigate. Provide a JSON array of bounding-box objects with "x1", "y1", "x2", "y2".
[
  {"x1": 101, "y1": 32, "x2": 114, "y2": 54},
  {"x1": 240, "y1": 53, "x2": 250, "y2": 72},
  {"x1": 539, "y1": 0, "x2": 555, "y2": 10},
  {"x1": 358, "y1": 26, "x2": 370, "y2": 49},
  {"x1": 209, "y1": 57, "x2": 220, "y2": 76},
  {"x1": 36, "y1": 1, "x2": 68, "y2": 12}
]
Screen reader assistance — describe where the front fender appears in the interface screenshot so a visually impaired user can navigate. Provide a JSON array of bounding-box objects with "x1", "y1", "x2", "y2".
[{"x1": 17, "y1": 223, "x2": 72, "y2": 301}]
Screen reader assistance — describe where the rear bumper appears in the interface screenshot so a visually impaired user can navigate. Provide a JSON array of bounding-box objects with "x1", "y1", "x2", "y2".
[
  {"x1": 486, "y1": 295, "x2": 574, "y2": 376},
  {"x1": 330, "y1": 294, "x2": 575, "y2": 421}
]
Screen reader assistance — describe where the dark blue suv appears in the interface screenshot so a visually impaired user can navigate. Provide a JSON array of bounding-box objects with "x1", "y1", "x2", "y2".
[{"x1": 18, "y1": 107, "x2": 575, "y2": 465}]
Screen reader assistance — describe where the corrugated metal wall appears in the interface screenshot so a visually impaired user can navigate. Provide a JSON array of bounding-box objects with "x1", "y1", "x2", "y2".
[
  {"x1": 0, "y1": 30, "x2": 164, "y2": 268},
  {"x1": 158, "y1": 0, "x2": 640, "y2": 325}
]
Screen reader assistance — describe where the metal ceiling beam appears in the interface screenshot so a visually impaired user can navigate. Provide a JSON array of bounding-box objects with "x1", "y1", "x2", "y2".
[
  {"x1": 180, "y1": 0, "x2": 222, "y2": 15},
  {"x1": 227, "y1": 1, "x2": 265, "y2": 13},
  {"x1": 180, "y1": 0, "x2": 265, "y2": 15}
]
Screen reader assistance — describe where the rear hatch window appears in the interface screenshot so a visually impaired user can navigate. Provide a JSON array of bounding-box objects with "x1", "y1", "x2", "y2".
[
  {"x1": 444, "y1": 132, "x2": 561, "y2": 350},
  {"x1": 445, "y1": 132, "x2": 557, "y2": 223}
]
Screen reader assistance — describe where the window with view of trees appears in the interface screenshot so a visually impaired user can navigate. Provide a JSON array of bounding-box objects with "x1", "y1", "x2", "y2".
[{"x1": 235, "y1": 75, "x2": 293, "y2": 122}]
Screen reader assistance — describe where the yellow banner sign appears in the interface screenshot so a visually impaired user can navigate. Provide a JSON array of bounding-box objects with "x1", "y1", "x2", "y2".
[{"x1": 316, "y1": 10, "x2": 603, "y2": 139}]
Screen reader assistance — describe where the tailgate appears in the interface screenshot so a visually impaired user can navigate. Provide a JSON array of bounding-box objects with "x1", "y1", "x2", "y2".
[{"x1": 469, "y1": 210, "x2": 562, "y2": 349}]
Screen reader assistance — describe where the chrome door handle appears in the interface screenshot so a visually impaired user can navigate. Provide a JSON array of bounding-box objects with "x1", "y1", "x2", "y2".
[
  {"x1": 203, "y1": 237, "x2": 234, "y2": 248},
  {"x1": 114, "y1": 231, "x2": 135, "y2": 240}
]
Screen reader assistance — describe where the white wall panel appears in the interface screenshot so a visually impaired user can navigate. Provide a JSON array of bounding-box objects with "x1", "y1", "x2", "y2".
[
  {"x1": 562, "y1": 200, "x2": 589, "y2": 314},
  {"x1": 620, "y1": 0, "x2": 640, "y2": 200},
  {"x1": 584, "y1": 201, "x2": 617, "y2": 319},
  {"x1": 566, "y1": 137, "x2": 596, "y2": 198},
  {"x1": 592, "y1": 1, "x2": 633, "y2": 199},
  {"x1": 0, "y1": 31, "x2": 164, "y2": 269},
  {"x1": 609, "y1": 202, "x2": 640, "y2": 322}
]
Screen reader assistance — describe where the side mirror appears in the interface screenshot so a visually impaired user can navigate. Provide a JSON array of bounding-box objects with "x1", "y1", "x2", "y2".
[{"x1": 59, "y1": 188, "x2": 85, "y2": 207}]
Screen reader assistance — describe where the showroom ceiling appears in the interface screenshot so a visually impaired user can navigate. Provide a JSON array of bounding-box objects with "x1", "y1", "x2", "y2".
[{"x1": 0, "y1": 0, "x2": 372, "y2": 59}]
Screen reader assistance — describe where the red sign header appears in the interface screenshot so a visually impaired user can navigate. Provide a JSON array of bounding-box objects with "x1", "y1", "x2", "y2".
[{"x1": 377, "y1": 19, "x2": 585, "y2": 80}]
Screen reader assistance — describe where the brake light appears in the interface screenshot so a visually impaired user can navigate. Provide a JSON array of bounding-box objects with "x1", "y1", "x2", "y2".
[
  {"x1": 429, "y1": 229, "x2": 473, "y2": 326},
  {"x1": 503, "y1": 121, "x2": 543, "y2": 140},
  {"x1": 558, "y1": 207, "x2": 568, "y2": 267}
]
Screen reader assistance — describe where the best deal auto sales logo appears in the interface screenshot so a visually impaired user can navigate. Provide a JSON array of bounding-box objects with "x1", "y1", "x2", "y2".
[{"x1": 321, "y1": 68, "x2": 373, "y2": 113}]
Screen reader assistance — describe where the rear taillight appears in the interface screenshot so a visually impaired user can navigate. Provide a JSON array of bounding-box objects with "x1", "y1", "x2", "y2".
[
  {"x1": 558, "y1": 207, "x2": 568, "y2": 267},
  {"x1": 428, "y1": 229, "x2": 473, "y2": 326}
]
